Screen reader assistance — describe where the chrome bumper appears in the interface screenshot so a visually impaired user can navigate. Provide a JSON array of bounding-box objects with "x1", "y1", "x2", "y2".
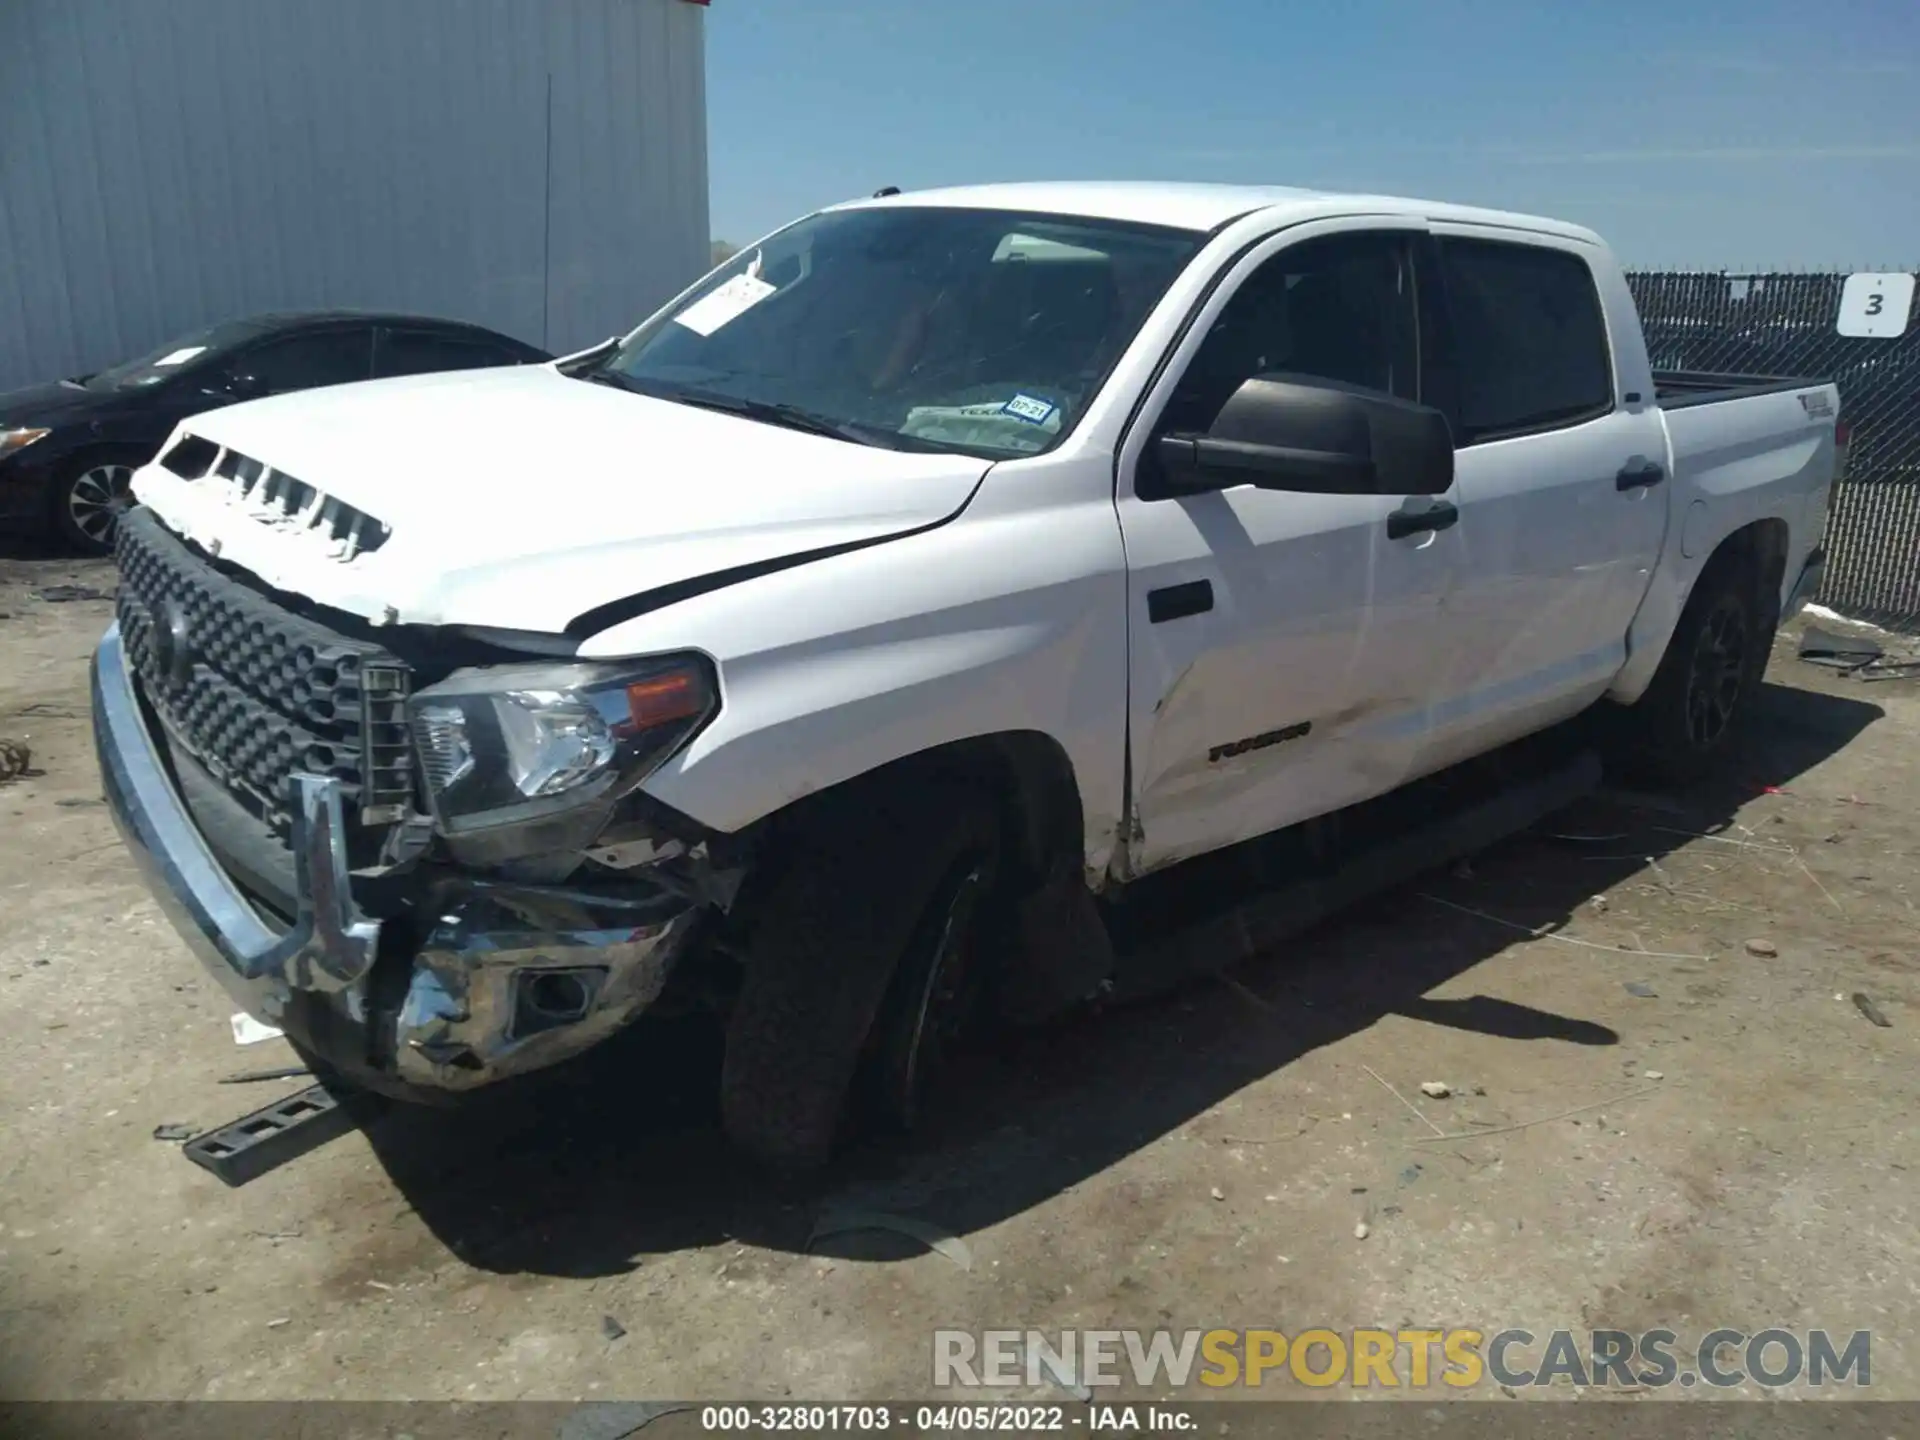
[{"x1": 92, "y1": 620, "x2": 701, "y2": 1097}]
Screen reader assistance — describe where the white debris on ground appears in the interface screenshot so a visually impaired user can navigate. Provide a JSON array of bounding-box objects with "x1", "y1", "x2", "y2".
[{"x1": 1801, "y1": 603, "x2": 1887, "y2": 633}]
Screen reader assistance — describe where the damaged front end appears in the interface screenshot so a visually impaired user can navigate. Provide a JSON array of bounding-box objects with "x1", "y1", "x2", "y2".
[
  {"x1": 385, "y1": 866, "x2": 717, "y2": 1093},
  {"x1": 94, "y1": 509, "x2": 745, "y2": 1099}
]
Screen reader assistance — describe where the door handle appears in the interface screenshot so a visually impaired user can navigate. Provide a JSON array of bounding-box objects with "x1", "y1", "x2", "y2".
[
  {"x1": 1386, "y1": 500, "x2": 1458, "y2": 540},
  {"x1": 1147, "y1": 579, "x2": 1214, "y2": 623},
  {"x1": 1616, "y1": 459, "x2": 1665, "y2": 491}
]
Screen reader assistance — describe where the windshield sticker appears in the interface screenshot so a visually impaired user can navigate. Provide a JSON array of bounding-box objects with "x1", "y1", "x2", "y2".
[
  {"x1": 674, "y1": 270, "x2": 776, "y2": 337},
  {"x1": 152, "y1": 346, "x2": 208, "y2": 367},
  {"x1": 1001, "y1": 393, "x2": 1057, "y2": 426},
  {"x1": 901, "y1": 399, "x2": 1063, "y2": 453}
]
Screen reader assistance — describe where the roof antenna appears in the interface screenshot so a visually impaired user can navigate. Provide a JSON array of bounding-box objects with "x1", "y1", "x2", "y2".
[{"x1": 872, "y1": 185, "x2": 901, "y2": 197}]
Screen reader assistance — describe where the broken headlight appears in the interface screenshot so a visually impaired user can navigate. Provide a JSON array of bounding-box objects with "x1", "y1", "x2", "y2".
[{"x1": 407, "y1": 656, "x2": 717, "y2": 837}]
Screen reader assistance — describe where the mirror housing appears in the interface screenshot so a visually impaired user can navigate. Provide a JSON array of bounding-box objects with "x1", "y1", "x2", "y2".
[{"x1": 1155, "y1": 374, "x2": 1454, "y2": 497}]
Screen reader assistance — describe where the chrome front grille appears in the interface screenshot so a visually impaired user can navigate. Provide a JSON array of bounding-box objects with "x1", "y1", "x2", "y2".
[{"x1": 114, "y1": 508, "x2": 413, "y2": 836}]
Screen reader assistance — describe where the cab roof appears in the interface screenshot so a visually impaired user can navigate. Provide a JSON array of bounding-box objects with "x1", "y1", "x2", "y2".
[{"x1": 832, "y1": 181, "x2": 1604, "y2": 247}]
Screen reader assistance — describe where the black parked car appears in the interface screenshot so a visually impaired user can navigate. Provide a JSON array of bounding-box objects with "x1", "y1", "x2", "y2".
[{"x1": 0, "y1": 312, "x2": 549, "y2": 554}]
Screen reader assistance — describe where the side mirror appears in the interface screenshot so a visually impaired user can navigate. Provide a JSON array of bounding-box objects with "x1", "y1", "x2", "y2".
[{"x1": 1155, "y1": 375, "x2": 1454, "y2": 497}]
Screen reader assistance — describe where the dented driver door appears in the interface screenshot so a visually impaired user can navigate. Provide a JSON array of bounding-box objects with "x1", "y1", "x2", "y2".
[{"x1": 1113, "y1": 222, "x2": 1462, "y2": 878}]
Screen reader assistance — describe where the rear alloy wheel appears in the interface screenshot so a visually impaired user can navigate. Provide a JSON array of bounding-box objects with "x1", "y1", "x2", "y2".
[
  {"x1": 1682, "y1": 590, "x2": 1750, "y2": 751},
  {"x1": 55, "y1": 460, "x2": 137, "y2": 554},
  {"x1": 1605, "y1": 551, "x2": 1761, "y2": 787}
]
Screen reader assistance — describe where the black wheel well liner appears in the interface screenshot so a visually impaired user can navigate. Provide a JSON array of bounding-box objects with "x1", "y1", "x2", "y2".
[
  {"x1": 751, "y1": 731, "x2": 1087, "y2": 891},
  {"x1": 1704, "y1": 516, "x2": 1791, "y2": 594}
]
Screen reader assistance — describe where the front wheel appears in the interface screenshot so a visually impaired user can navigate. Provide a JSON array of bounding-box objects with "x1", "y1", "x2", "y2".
[
  {"x1": 1606, "y1": 553, "x2": 1763, "y2": 786},
  {"x1": 865, "y1": 843, "x2": 999, "y2": 1133},
  {"x1": 51, "y1": 456, "x2": 139, "y2": 555},
  {"x1": 719, "y1": 782, "x2": 1002, "y2": 1171}
]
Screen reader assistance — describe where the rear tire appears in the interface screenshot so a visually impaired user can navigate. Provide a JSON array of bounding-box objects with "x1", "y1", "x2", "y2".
[
  {"x1": 1606, "y1": 551, "x2": 1764, "y2": 786},
  {"x1": 719, "y1": 780, "x2": 1002, "y2": 1172}
]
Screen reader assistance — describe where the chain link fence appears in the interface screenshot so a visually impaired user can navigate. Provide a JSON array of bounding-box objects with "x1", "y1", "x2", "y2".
[{"x1": 1626, "y1": 270, "x2": 1920, "y2": 633}]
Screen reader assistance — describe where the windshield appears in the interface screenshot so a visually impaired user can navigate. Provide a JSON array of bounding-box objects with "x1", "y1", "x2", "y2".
[
  {"x1": 86, "y1": 321, "x2": 263, "y2": 392},
  {"x1": 600, "y1": 206, "x2": 1205, "y2": 457}
]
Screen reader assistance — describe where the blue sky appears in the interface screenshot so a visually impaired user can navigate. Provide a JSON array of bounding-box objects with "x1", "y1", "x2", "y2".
[{"x1": 705, "y1": 0, "x2": 1918, "y2": 268}]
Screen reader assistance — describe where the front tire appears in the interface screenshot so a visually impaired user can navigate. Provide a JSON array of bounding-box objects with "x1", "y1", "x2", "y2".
[
  {"x1": 719, "y1": 781, "x2": 1002, "y2": 1172},
  {"x1": 1608, "y1": 552, "x2": 1763, "y2": 786},
  {"x1": 51, "y1": 456, "x2": 139, "y2": 555},
  {"x1": 865, "y1": 838, "x2": 999, "y2": 1133}
]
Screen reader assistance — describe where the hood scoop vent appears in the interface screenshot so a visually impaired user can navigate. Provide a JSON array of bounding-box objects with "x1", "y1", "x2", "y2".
[{"x1": 159, "y1": 432, "x2": 392, "y2": 561}]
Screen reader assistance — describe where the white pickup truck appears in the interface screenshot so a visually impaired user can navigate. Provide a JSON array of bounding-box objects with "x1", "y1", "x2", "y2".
[{"x1": 93, "y1": 182, "x2": 1838, "y2": 1167}]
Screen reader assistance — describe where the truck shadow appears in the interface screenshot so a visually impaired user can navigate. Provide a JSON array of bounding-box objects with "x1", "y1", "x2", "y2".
[{"x1": 356, "y1": 674, "x2": 1883, "y2": 1277}]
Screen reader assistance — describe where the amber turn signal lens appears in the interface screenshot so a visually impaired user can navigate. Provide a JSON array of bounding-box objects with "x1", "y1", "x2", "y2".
[{"x1": 625, "y1": 670, "x2": 706, "y2": 730}]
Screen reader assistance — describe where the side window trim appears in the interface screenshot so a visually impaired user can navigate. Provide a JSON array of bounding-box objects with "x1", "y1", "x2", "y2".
[
  {"x1": 1428, "y1": 230, "x2": 1617, "y2": 448},
  {"x1": 1412, "y1": 234, "x2": 1457, "y2": 430}
]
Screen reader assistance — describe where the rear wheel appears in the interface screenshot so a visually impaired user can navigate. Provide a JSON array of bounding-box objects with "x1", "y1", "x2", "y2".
[
  {"x1": 51, "y1": 456, "x2": 139, "y2": 555},
  {"x1": 719, "y1": 781, "x2": 1002, "y2": 1171},
  {"x1": 1607, "y1": 552, "x2": 1763, "y2": 786}
]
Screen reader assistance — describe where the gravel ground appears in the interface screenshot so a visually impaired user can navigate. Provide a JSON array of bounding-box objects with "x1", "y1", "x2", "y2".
[{"x1": 1, "y1": 547, "x2": 1916, "y2": 1406}]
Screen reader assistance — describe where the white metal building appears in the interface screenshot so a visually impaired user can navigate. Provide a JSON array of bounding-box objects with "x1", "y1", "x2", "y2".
[{"x1": 0, "y1": 0, "x2": 711, "y2": 391}]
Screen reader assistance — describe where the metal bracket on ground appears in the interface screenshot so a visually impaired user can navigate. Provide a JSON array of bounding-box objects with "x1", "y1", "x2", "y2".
[{"x1": 181, "y1": 1081, "x2": 385, "y2": 1187}]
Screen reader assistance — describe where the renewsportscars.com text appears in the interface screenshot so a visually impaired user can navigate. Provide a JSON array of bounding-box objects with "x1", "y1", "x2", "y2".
[{"x1": 932, "y1": 1327, "x2": 1872, "y2": 1390}]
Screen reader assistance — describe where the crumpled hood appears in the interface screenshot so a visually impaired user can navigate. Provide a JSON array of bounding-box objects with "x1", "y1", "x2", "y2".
[{"x1": 130, "y1": 365, "x2": 992, "y2": 635}]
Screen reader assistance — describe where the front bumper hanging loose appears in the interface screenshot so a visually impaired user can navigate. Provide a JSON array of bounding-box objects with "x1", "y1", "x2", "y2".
[{"x1": 91, "y1": 620, "x2": 702, "y2": 1097}]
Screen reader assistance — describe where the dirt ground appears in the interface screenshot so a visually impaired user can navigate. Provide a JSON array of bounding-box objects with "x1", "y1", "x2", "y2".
[{"x1": 1, "y1": 543, "x2": 1917, "y2": 1407}]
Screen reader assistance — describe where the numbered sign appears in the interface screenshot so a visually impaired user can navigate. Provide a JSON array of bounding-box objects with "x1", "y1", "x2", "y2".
[{"x1": 1837, "y1": 272, "x2": 1914, "y2": 338}]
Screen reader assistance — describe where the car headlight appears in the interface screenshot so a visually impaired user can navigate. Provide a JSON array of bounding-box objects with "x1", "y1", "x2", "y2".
[
  {"x1": 0, "y1": 427, "x2": 52, "y2": 459},
  {"x1": 407, "y1": 655, "x2": 717, "y2": 837}
]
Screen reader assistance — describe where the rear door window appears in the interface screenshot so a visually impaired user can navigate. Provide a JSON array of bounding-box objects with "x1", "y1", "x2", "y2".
[
  {"x1": 1437, "y1": 239, "x2": 1613, "y2": 444},
  {"x1": 376, "y1": 329, "x2": 526, "y2": 378}
]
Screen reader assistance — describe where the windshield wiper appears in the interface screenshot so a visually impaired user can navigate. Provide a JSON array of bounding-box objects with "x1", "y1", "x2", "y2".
[
  {"x1": 651, "y1": 387, "x2": 897, "y2": 448},
  {"x1": 581, "y1": 368, "x2": 641, "y2": 393},
  {"x1": 574, "y1": 372, "x2": 941, "y2": 452}
]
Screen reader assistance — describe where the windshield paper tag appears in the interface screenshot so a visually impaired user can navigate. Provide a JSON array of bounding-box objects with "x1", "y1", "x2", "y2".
[
  {"x1": 153, "y1": 346, "x2": 208, "y2": 367},
  {"x1": 674, "y1": 273, "x2": 776, "y2": 337},
  {"x1": 1002, "y1": 393, "x2": 1057, "y2": 425},
  {"x1": 901, "y1": 399, "x2": 1063, "y2": 452}
]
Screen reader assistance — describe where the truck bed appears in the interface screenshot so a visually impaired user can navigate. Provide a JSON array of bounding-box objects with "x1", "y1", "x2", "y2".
[{"x1": 1653, "y1": 369, "x2": 1830, "y2": 410}]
